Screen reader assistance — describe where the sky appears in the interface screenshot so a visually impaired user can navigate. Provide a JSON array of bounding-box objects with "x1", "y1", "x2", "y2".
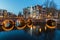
[{"x1": 0, "y1": 0, "x2": 60, "y2": 15}]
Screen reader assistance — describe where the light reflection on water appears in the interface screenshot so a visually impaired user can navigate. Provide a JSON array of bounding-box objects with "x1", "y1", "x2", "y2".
[
  {"x1": 0, "y1": 22, "x2": 60, "y2": 40},
  {"x1": 0, "y1": 29, "x2": 60, "y2": 40}
]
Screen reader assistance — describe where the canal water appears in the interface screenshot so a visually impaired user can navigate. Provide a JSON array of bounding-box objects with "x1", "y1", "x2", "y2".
[{"x1": 0, "y1": 29, "x2": 60, "y2": 40}]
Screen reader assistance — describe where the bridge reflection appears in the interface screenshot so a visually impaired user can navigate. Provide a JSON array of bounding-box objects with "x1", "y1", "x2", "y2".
[
  {"x1": 0, "y1": 29, "x2": 59, "y2": 40},
  {"x1": 0, "y1": 17, "x2": 59, "y2": 40}
]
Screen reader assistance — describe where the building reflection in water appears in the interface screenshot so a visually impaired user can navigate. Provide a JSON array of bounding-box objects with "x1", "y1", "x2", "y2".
[
  {"x1": 44, "y1": 28, "x2": 55, "y2": 40},
  {"x1": 25, "y1": 19, "x2": 56, "y2": 40}
]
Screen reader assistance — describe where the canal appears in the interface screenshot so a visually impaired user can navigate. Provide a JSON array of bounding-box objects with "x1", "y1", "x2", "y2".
[{"x1": 0, "y1": 29, "x2": 60, "y2": 40}]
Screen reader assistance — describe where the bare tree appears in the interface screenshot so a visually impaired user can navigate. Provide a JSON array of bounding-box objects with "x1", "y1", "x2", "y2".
[{"x1": 18, "y1": 12, "x2": 22, "y2": 17}]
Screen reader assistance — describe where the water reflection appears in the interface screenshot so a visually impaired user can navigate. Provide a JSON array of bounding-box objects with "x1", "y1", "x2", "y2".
[
  {"x1": 0, "y1": 21, "x2": 60, "y2": 40},
  {"x1": 0, "y1": 29, "x2": 60, "y2": 40},
  {"x1": 44, "y1": 29, "x2": 55, "y2": 40}
]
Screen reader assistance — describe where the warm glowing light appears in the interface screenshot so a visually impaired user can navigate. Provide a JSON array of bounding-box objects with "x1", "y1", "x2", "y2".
[
  {"x1": 27, "y1": 24, "x2": 33, "y2": 28},
  {"x1": 45, "y1": 26, "x2": 47, "y2": 30},
  {"x1": 39, "y1": 28, "x2": 41, "y2": 32},
  {"x1": 47, "y1": 15, "x2": 51, "y2": 18},
  {"x1": 16, "y1": 25, "x2": 26, "y2": 30},
  {"x1": 46, "y1": 24, "x2": 56, "y2": 29},
  {"x1": 2, "y1": 19, "x2": 14, "y2": 31},
  {"x1": 27, "y1": 19, "x2": 33, "y2": 28},
  {"x1": 15, "y1": 19, "x2": 26, "y2": 30},
  {"x1": 33, "y1": 26, "x2": 36, "y2": 29}
]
